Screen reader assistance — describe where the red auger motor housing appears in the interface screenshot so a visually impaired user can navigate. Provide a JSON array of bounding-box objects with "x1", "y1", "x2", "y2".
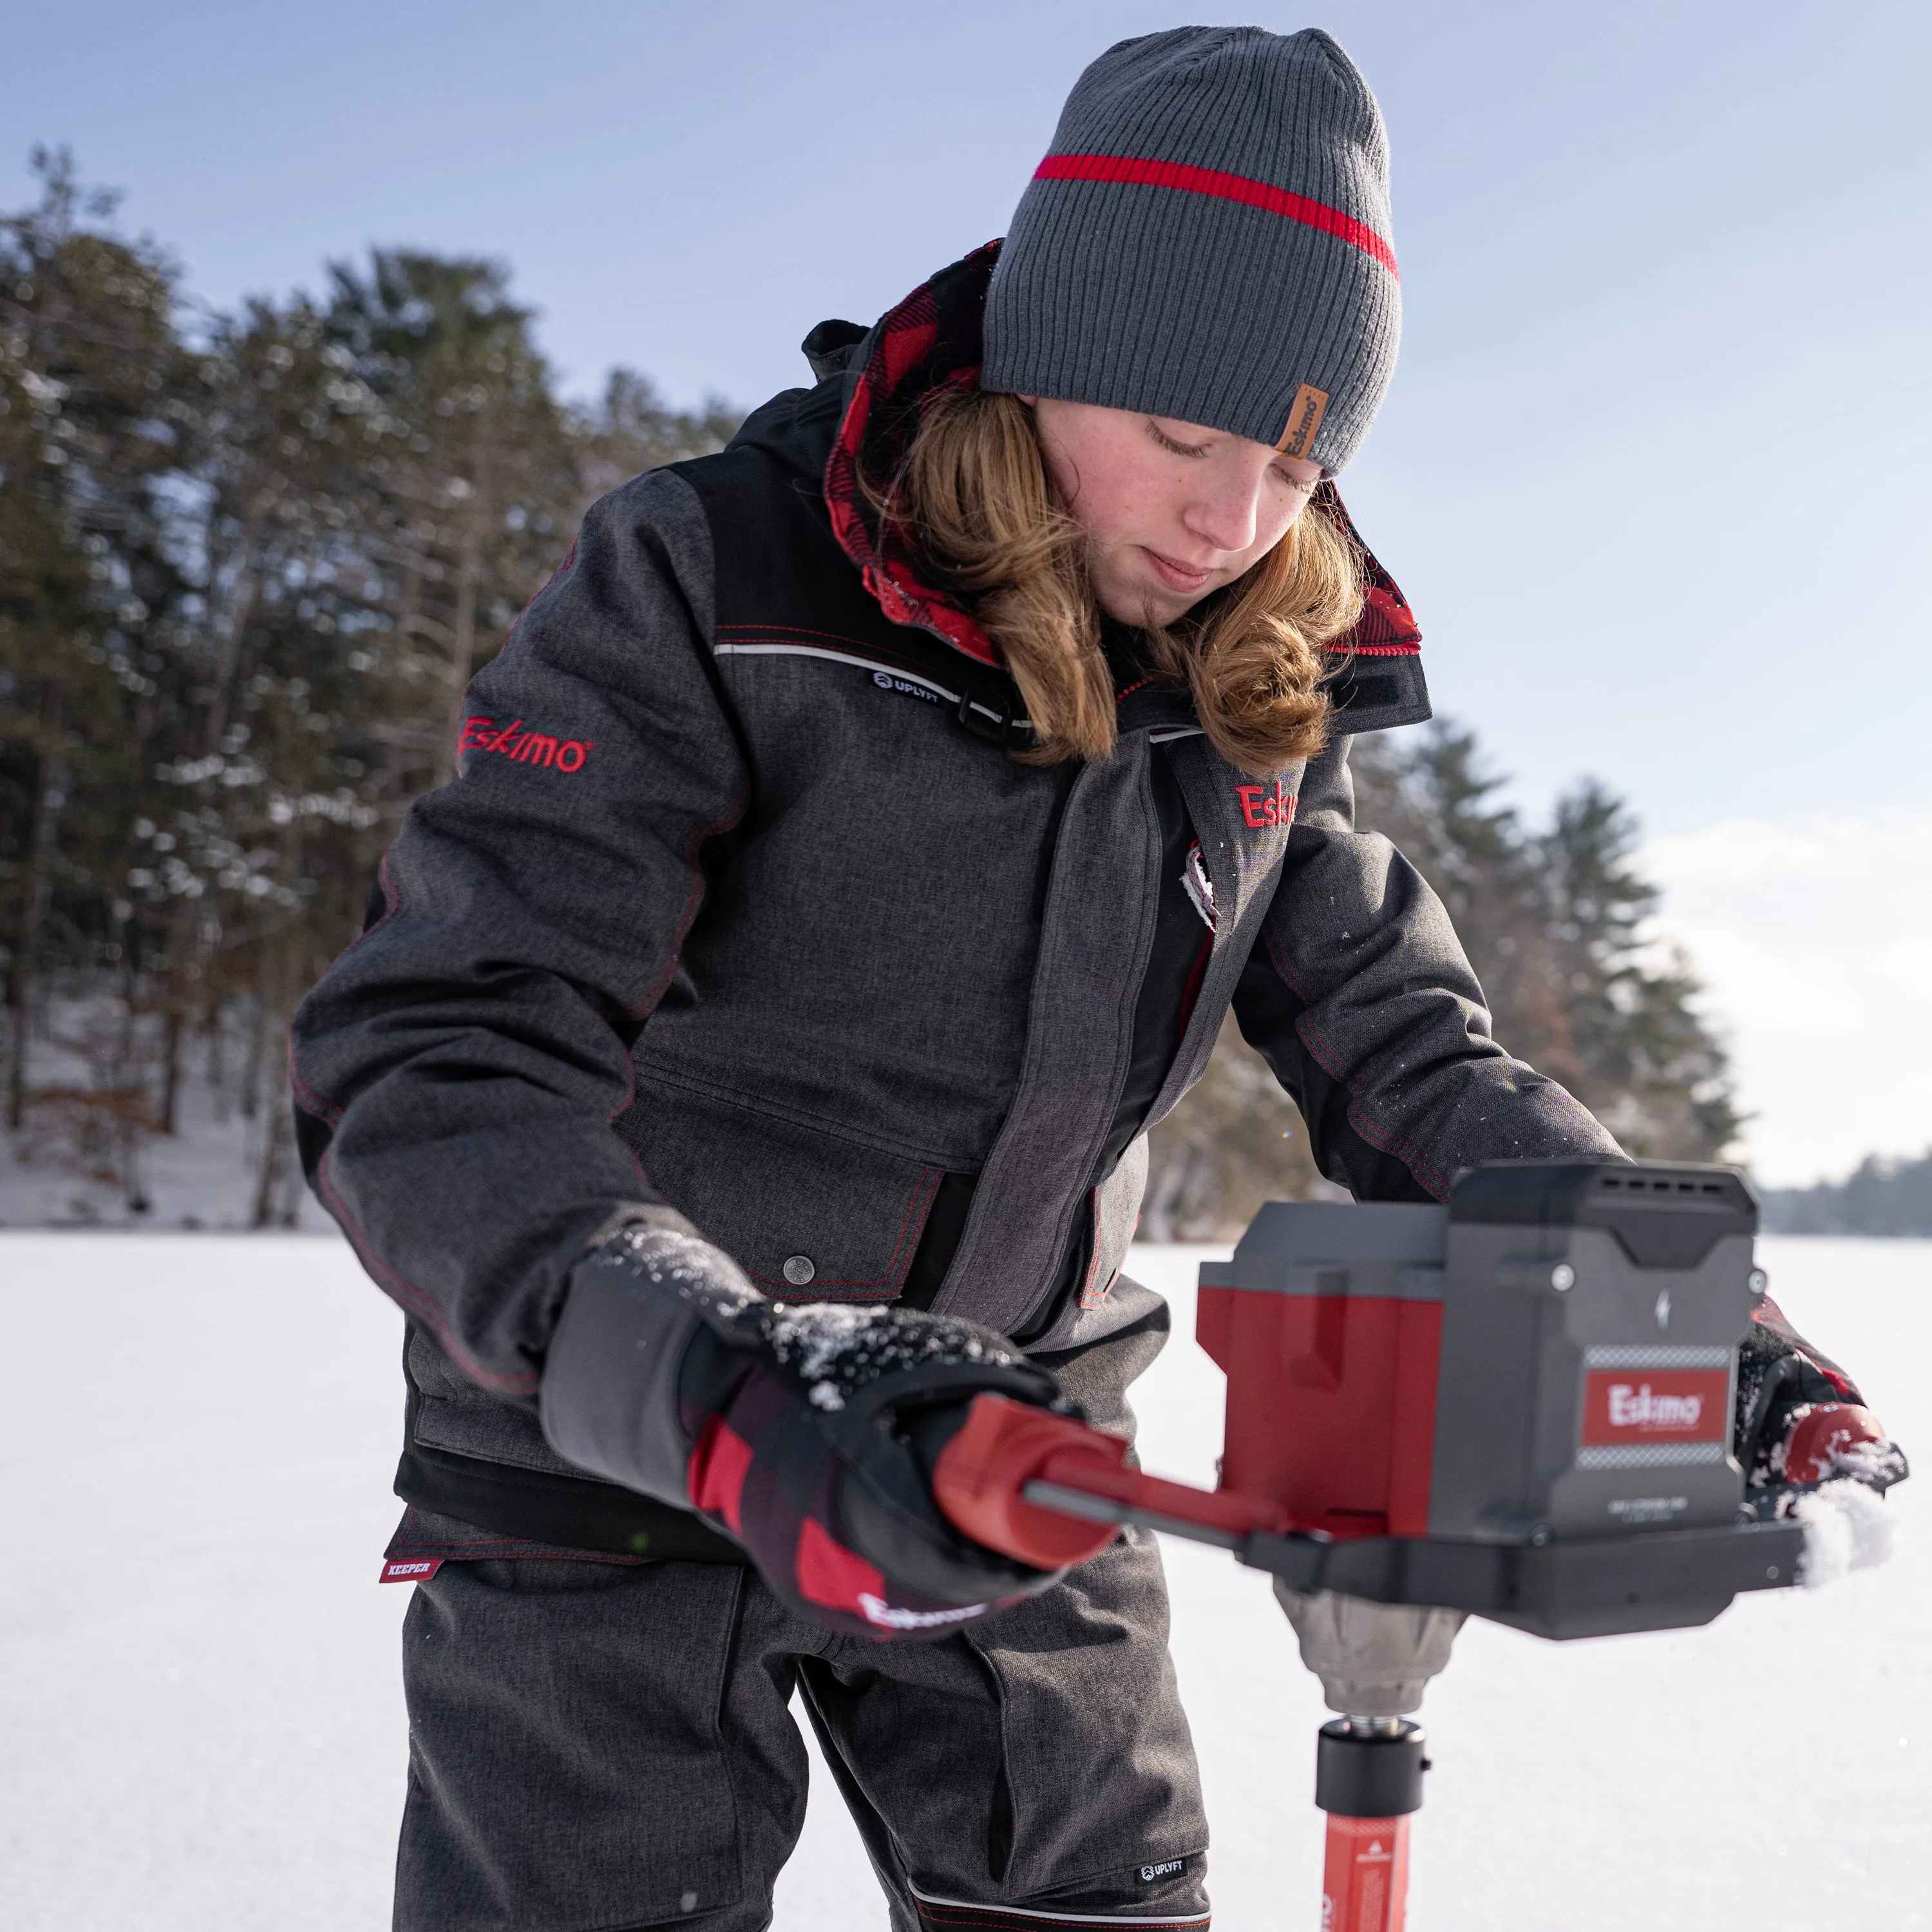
[
  {"x1": 939, "y1": 1160, "x2": 1808, "y2": 1636},
  {"x1": 1193, "y1": 1159, "x2": 1795, "y2": 1636}
]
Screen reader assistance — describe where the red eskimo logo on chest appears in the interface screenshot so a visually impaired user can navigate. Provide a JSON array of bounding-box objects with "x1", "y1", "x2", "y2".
[
  {"x1": 1236, "y1": 779, "x2": 1297, "y2": 829},
  {"x1": 458, "y1": 717, "x2": 594, "y2": 773}
]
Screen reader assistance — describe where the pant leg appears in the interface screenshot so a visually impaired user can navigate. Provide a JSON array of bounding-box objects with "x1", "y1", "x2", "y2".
[
  {"x1": 394, "y1": 1557, "x2": 812, "y2": 1932},
  {"x1": 802, "y1": 1526, "x2": 1208, "y2": 1928}
]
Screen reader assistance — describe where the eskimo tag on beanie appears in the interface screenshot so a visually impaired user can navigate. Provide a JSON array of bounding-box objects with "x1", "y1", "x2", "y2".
[{"x1": 983, "y1": 26, "x2": 1399, "y2": 474}]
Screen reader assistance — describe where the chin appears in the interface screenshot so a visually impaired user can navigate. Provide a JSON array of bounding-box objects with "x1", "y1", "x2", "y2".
[
  {"x1": 1137, "y1": 589, "x2": 1202, "y2": 629},
  {"x1": 1095, "y1": 576, "x2": 1187, "y2": 629}
]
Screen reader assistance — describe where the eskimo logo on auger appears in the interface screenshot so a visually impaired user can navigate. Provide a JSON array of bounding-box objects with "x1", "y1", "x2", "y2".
[
  {"x1": 1582, "y1": 1368, "x2": 1728, "y2": 1443},
  {"x1": 458, "y1": 717, "x2": 594, "y2": 772}
]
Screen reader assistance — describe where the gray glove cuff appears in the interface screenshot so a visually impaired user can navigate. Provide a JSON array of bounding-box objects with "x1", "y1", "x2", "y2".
[{"x1": 538, "y1": 1222, "x2": 759, "y2": 1505}]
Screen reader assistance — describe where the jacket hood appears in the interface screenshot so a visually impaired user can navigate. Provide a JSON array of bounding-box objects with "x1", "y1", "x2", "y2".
[{"x1": 822, "y1": 242, "x2": 1424, "y2": 672}]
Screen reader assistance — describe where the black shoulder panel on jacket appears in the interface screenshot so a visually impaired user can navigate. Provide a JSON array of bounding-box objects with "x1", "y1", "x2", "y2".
[
  {"x1": 1323, "y1": 652, "x2": 1431, "y2": 734},
  {"x1": 672, "y1": 383, "x2": 1037, "y2": 739}
]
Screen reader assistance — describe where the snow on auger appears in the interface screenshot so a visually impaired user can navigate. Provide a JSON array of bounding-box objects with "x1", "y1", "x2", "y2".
[{"x1": 934, "y1": 1159, "x2": 1903, "y2": 1932}]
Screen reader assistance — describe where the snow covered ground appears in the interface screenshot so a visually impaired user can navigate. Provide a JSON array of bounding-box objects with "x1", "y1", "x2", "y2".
[{"x1": 1, "y1": 1233, "x2": 1924, "y2": 1929}]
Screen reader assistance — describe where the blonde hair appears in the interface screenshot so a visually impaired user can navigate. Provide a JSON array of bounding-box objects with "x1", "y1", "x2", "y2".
[{"x1": 876, "y1": 388, "x2": 1364, "y2": 774}]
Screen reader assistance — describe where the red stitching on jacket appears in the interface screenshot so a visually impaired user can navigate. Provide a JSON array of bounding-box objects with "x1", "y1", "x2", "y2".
[
  {"x1": 316, "y1": 1144, "x2": 541, "y2": 1396},
  {"x1": 1262, "y1": 928, "x2": 1452, "y2": 1201},
  {"x1": 287, "y1": 1045, "x2": 340, "y2": 1130},
  {"x1": 456, "y1": 717, "x2": 595, "y2": 772},
  {"x1": 627, "y1": 786, "x2": 753, "y2": 1021},
  {"x1": 916, "y1": 1906, "x2": 1206, "y2": 1931},
  {"x1": 1176, "y1": 933, "x2": 1213, "y2": 1038},
  {"x1": 746, "y1": 1164, "x2": 941, "y2": 1294},
  {"x1": 498, "y1": 533, "x2": 580, "y2": 657},
  {"x1": 716, "y1": 621, "x2": 910, "y2": 649},
  {"x1": 389, "y1": 1505, "x2": 654, "y2": 1563}
]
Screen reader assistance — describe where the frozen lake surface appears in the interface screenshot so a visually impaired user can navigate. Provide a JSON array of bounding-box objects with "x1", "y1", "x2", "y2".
[{"x1": 1, "y1": 1233, "x2": 1924, "y2": 1929}]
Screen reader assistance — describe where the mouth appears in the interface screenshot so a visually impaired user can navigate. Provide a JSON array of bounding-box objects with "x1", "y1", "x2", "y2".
[{"x1": 1139, "y1": 547, "x2": 1217, "y2": 594}]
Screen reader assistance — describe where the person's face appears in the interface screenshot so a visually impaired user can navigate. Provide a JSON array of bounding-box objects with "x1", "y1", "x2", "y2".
[{"x1": 1023, "y1": 397, "x2": 1324, "y2": 627}]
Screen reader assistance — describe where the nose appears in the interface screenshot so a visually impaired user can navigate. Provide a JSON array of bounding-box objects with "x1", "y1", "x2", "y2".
[{"x1": 1181, "y1": 466, "x2": 1265, "y2": 556}]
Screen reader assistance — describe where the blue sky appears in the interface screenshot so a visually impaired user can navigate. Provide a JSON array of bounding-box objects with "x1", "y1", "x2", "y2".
[{"x1": 8, "y1": 0, "x2": 1930, "y2": 1182}]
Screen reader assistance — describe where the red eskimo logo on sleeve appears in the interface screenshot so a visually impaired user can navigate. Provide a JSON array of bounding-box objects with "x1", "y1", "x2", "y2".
[
  {"x1": 457, "y1": 717, "x2": 594, "y2": 773},
  {"x1": 1582, "y1": 1369, "x2": 1729, "y2": 1443}
]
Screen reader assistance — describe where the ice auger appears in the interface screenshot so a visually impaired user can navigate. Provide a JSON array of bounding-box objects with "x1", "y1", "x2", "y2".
[{"x1": 935, "y1": 1159, "x2": 1895, "y2": 1932}]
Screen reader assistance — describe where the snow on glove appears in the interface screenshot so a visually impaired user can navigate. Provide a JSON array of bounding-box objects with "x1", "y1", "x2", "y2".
[
  {"x1": 540, "y1": 1222, "x2": 1073, "y2": 1639},
  {"x1": 1734, "y1": 1294, "x2": 1908, "y2": 1517}
]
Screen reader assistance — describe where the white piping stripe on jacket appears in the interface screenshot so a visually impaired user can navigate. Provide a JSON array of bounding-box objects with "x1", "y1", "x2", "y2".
[
  {"x1": 716, "y1": 642, "x2": 1208, "y2": 746},
  {"x1": 714, "y1": 641, "x2": 1020, "y2": 730},
  {"x1": 907, "y1": 1885, "x2": 1210, "y2": 1927}
]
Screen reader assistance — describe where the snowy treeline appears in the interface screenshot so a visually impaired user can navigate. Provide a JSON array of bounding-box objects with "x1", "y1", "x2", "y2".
[
  {"x1": 1763, "y1": 1151, "x2": 1932, "y2": 1237},
  {"x1": 3, "y1": 151, "x2": 1736, "y2": 1231}
]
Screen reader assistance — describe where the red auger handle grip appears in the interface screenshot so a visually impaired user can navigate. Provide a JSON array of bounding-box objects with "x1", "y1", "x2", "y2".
[
  {"x1": 933, "y1": 1393, "x2": 1294, "y2": 1569},
  {"x1": 1782, "y1": 1403, "x2": 1887, "y2": 1483}
]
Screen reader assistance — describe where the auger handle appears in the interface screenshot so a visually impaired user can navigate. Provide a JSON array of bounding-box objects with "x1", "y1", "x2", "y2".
[{"x1": 933, "y1": 1392, "x2": 1294, "y2": 1567}]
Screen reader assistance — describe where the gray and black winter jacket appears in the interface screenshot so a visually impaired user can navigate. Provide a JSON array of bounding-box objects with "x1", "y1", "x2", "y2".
[{"x1": 291, "y1": 245, "x2": 1620, "y2": 1563}]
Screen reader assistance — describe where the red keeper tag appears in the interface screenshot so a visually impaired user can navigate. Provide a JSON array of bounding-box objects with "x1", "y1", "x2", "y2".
[{"x1": 379, "y1": 1557, "x2": 444, "y2": 1584}]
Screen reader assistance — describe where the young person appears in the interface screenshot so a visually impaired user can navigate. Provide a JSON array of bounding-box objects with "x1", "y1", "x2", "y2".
[{"x1": 292, "y1": 26, "x2": 1900, "y2": 1931}]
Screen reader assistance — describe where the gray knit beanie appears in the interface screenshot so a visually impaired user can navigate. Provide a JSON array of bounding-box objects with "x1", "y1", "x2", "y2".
[{"x1": 983, "y1": 26, "x2": 1399, "y2": 474}]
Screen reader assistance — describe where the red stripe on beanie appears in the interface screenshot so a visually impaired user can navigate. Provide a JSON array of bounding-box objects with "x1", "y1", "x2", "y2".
[{"x1": 1033, "y1": 153, "x2": 1397, "y2": 279}]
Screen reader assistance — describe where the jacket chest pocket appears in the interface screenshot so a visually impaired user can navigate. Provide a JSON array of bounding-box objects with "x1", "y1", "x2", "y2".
[{"x1": 614, "y1": 1074, "x2": 943, "y2": 1300}]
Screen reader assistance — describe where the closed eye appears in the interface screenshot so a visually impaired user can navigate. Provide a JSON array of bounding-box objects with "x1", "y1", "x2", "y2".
[{"x1": 1146, "y1": 420, "x2": 1212, "y2": 458}]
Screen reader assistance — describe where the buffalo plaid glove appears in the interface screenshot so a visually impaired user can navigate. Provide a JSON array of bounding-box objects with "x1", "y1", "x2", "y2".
[
  {"x1": 541, "y1": 1222, "x2": 1072, "y2": 1638},
  {"x1": 1734, "y1": 1295, "x2": 1908, "y2": 1517}
]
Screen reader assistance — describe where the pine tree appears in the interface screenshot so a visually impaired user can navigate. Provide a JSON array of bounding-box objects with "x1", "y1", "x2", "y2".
[
  {"x1": 1352, "y1": 726, "x2": 1739, "y2": 1162},
  {"x1": 577, "y1": 368, "x2": 741, "y2": 505},
  {"x1": 0, "y1": 149, "x2": 198, "y2": 1184},
  {"x1": 323, "y1": 251, "x2": 580, "y2": 788},
  {"x1": 1539, "y1": 778, "x2": 1739, "y2": 1159}
]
